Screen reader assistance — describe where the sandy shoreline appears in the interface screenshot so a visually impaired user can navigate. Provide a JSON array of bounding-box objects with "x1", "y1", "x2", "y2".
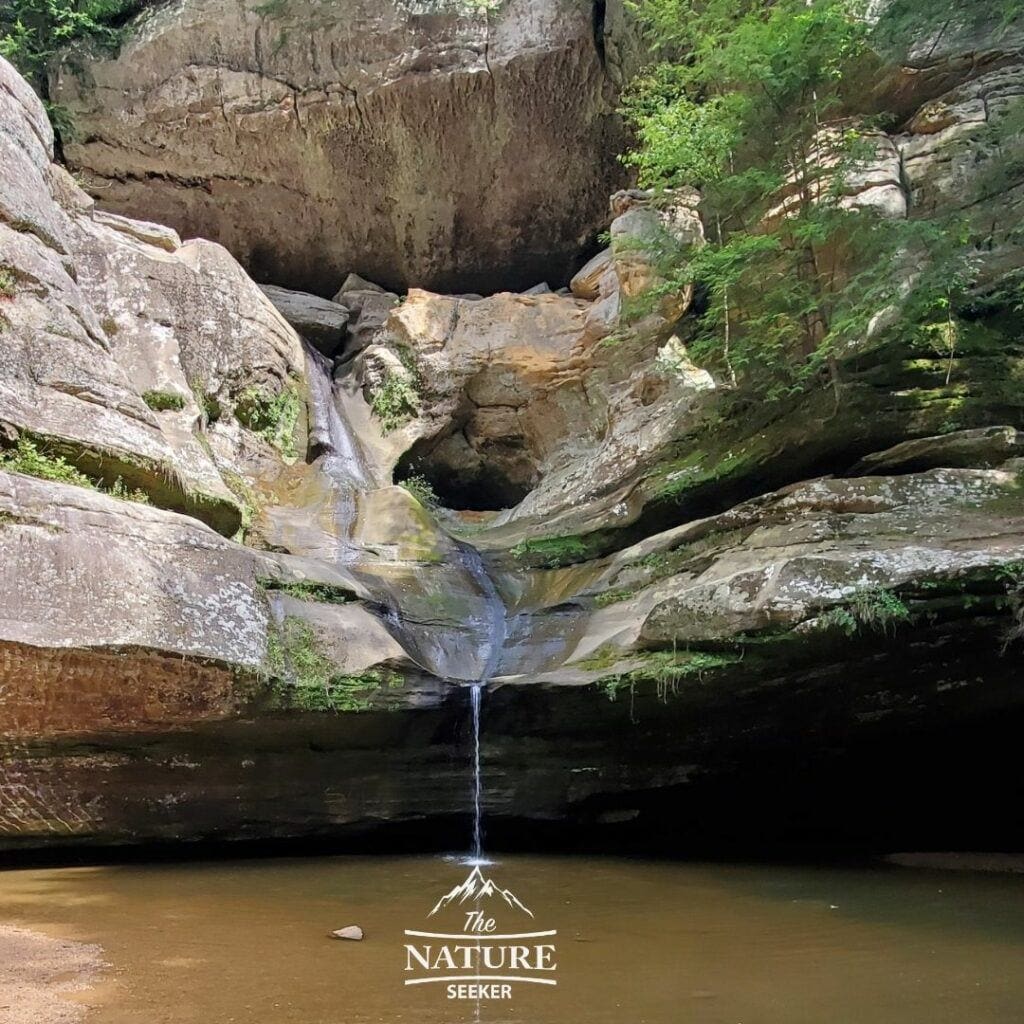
[{"x1": 0, "y1": 924, "x2": 104, "y2": 1024}]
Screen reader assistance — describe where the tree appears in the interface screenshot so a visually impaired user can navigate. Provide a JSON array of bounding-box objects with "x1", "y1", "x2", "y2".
[
  {"x1": 619, "y1": 0, "x2": 980, "y2": 401},
  {"x1": 0, "y1": 0, "x2": 138, "y2": 139}
]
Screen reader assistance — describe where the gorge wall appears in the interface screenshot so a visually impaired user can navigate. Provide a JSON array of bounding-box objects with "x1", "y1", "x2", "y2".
[
  {"x1": 1, "y1": 4, "x2": 1024, "y2": 853},
  {"x1": 49, "y1": 0, "x2": 633, "y2": 295}
]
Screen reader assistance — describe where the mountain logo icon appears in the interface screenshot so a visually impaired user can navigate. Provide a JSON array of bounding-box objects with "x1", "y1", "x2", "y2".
[{"x1": 428, "y1": 866, "x2": 534, "y2": 918}]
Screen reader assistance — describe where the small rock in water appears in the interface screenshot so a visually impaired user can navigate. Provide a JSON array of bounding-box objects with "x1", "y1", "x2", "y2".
[{"x1": 330, "y1": 925, "x2": 364, "y2": 941}]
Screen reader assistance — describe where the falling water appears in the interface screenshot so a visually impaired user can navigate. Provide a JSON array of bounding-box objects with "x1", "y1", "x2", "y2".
[
  {"x1": 455, "y1": 542, "x2": 507, "y2": 682},
  {"x1": 301, "y1": 343, "x2": 376, "y2": 564},
  {"x1": 470, "y1": 682, "x2": 484, "y2": 863},
  {"x1": 308, "y1": 338, "x2": 503, "y2": 862},
  {"x1": 303, "y1": 344, "x2": 372, "y2": 490},
  {"x1": 458, "y1": 544, "x2": 504, "y2": 864}
]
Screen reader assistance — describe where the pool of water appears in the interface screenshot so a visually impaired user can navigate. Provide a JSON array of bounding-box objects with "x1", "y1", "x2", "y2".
[{"x1": 1, "y1": 853, "x2": 1023, "y2": 1023}]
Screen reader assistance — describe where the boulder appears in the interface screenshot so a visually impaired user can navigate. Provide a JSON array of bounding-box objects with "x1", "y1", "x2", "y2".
[
  {"x1": 344, "y1": 291, "x2": 400, "y2": 357},
  {"x1": 259, "y1": 285, "x2": 350, "y2": 355},
  {"x1": 0, "y1": 56, "x2": 239, "y2": 533},
  {"x1": 333, "y1": 274, "x2": 387, "y2": 303},
  {"x1": 0, "y1": 54, "x2": 315, "y2": 537},
  {"x1": 850, "y1": 426, "x2": 1024, "y2": 476},
  {"x1": 570, "y1": 249, "x2": 613, "y2": 300}
]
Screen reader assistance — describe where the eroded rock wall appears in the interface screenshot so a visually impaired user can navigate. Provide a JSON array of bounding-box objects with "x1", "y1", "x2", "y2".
[
  {"x1": 50, "y1": 0, "x2": 633, "y2": 295},
  {"x1": 2, "y1": 9, "x2": 1024, "y2": 852}
]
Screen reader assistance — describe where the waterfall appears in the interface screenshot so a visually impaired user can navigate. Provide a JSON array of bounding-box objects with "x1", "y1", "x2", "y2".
[
  {"x1": 301, "y1": 343, "x2": 375, "y2": 563},
  {"x1": 307, "y1": 342, "x2": 504, "y2": 863},
  {"x1": 455, "y1": 542, "x2": 507, "y2": 683},
  {"x1": 304, "y1": 343, "x2": 372, "y2": 490},
  {"x1": 457, "y1": 544, "x2": 505, "y2": 863},
  {"x1": 470, "y1": 682, "x2": 484, "y2": 863}
]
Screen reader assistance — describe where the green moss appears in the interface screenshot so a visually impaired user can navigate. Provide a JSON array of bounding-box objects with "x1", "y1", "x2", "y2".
[
  {"x1": 260, "y1": 578, "x2": 356, "y2": 605},
  {"x1": 142, "y1": 389, "x2": 186, "y2": 412},
  {"x1": 253, "y1": 0, "x2": 287, "y2": 15},
  {"x1": 596, "y1": 649, "x2": 743, "y2": 704},
  {"x1": 575, "y1": 645, "x2": 626, "y2": 672},
  {"x1": 219, "y1": 470, "x2": 260, "y2": 540},
  {"x1": 981, "y1": 471, "x2": 1024, "y2": 516},
  {"x1": 264, "y1": 616, "x2": 399, "y2": 713},
  {"x1": 0, "y1": 266, "x2": 16, "y2": 298},
  {"x1": 593, "y1": 586, "x2": 638, "y2": 608},
  {"x1": 189, "y1": 380, "x2": 221, "y2": 424},
  {"x1": 510, "y1": 534, "x2": 593, "y2": 569},
  {"x1": 653, "y1": 446, "x2": 754, "y2": 502},
  {"x1": 236, "y1": 383, "x2": 301, "y2": 459}
]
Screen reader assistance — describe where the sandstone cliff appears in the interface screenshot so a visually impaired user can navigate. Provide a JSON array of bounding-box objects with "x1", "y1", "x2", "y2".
[
  {"x1": 49, "y1": 0, "x2": 633, "y2": 295},
  {"x1": 1, "y1": 5, "x2": 1023, "y2": 850}
]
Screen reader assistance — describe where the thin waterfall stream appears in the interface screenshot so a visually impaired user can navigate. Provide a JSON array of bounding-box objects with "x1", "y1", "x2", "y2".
[
  {"x1": 454, "y1": 545, "x2": 506, "y2": 863},
  {"x1": 470, "y1": 682, "x2": 484, "y2": 863}
]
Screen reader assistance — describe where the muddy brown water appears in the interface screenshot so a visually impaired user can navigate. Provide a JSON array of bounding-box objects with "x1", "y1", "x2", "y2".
[{"x1": 1, "y1": 853, "x2": 1023, "y2": 1023}]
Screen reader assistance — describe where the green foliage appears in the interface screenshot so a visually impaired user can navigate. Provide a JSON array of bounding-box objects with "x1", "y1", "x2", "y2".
[
  {"x1": 0, "y1": 0, "x2": 136, "y2": 98},
  {"x1": 620, "y1": 0, "x2": 986, "y2": 402},
  {"x1": 236, "y1": 383, "x2": 300, "y2": 459},
  {"x1": 0, "y1": 267, "x2": 16, "y2": 298},
  {"x1": 368, "y1": 352, "x2": 420, "y2": 434},
  {"x1": 260, "y1": 578, "x2": 356, "y2": 605},
  {"x1": 510, "y1": 534, "x2": 591, "y2": 568},
  {"x1": 0, "y1": 437, "x2": 154, "y2": 504},
  {"x1": 0, "y1": 437, "x2": 94, "y2": 488},
  {"x1": 817, "y1": 587, "x2": 910, "y2": 636},
  {"x1": 142, "y1": 389, "x2": 186, "y2": 412},
  {"x1": 264, "y1": 616, "x2": 399, "y2": 712},
  {"x1": 598, "y1": 649, "x2": 742, "y2": 705},
  {"x1": 189, "y1": 380, "x2": 221, "y2": 424},
  {"x1": 593, "y1": 586, "x2": 638, "y2": 608},
  {"x1": 398, "y1": 472, "x2": 439, "y2": 508},
  {"x1": 108, "y1": 476, "x2": 149, "y2": 503},
  {"x1": 219, "y1": 469, "x2": 260, "y2": 542},
  {"x1": 253, "y1": 0, "x2": 288, "y2": 16}
]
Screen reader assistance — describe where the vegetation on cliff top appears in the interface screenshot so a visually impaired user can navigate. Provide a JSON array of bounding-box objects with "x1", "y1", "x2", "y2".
[
  {"x1": 0, "y1": 0, "x2": 142, "y2": 138},
  {"x1": 621, "y1": 0, "x2": 1023, "y2": 406}
]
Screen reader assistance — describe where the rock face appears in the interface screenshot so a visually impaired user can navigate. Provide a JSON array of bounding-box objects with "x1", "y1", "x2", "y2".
[
  {"x1": 2, "y1": 7, "x2": 1024, "y2": 854},
  {"x1": 362, "y1": 188, "x2": 709, "y2": 515},
  {"x1": 50, "y1": 0, "x2": 633, "y2": 295},
  {"x1": 0, "y1": 54, "x2": 312, "y2": 537}
]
